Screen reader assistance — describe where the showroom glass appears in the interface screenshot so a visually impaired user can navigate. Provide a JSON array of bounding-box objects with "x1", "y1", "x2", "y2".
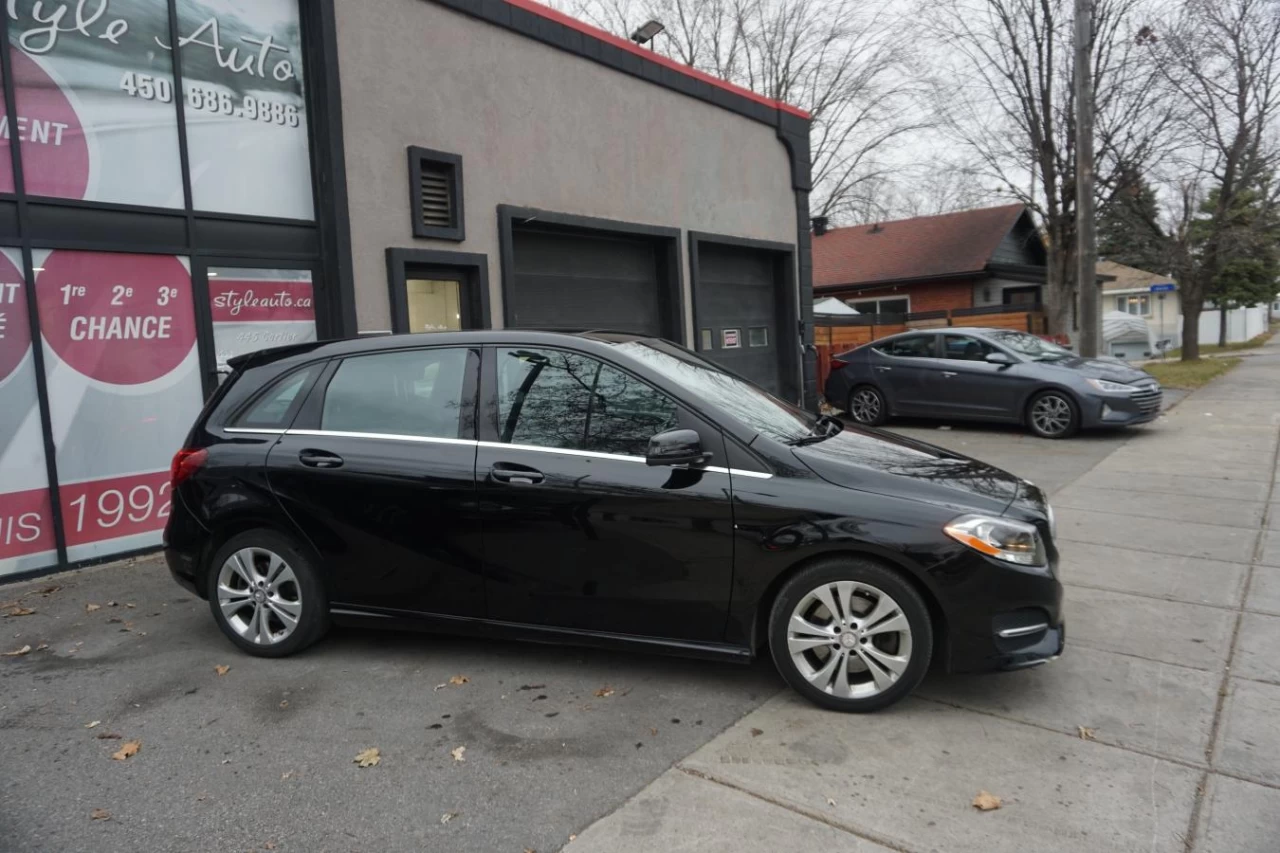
[
  {"x1": 35, "y1": 251, "x2": 202, "y2": 562},
  {"x1": 497, "y1": 348, "x2": 678, "y2": 456},
  {"x1": 613, "y1": 340, "x2": 813, "y2": 444},
  {"x1": 233, "y1": 365, "x2": 319, "y2": 430},
  {"x1": 0, "y1": 248, "x2": 56, "y2": 577},
  {"x1": 321, "y1": 348, "x2": 469, "y2": 439},
  {"x1": 208, "y1": 267, "x2": 316, "y2": 369},
  {"x1": 942, "y1": 335, "x2": 996, "y2": 361},
  {"x1": 406, "y1": 279, "x2": 463, "y2": 333},
  {"x1": 177, "y1": 0, "x2": 314, "y2": 219},
  {"x1": 874, "y1": 336, "x2": 936, "y2": 358},
  {"x1": 6, "y1": 1, "x2": 184, "y2": 207}
]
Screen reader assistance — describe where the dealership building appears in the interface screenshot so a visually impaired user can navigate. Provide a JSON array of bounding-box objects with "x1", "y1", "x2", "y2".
[{"x1": 0, "y1": 0, "x2": 814, "y2": 578}]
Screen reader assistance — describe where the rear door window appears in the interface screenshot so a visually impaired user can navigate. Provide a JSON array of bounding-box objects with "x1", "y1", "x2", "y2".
[
  {"x1": 321, "y1": 348, "x2": 472, "y2": 439},
  {"x1": 873, "y1": 335, "x2": 936, "y2": 358},
  {"x1": 942, "y1": 335, "x2": 998, "y2": 361},
  {"x1": 231, "y1": 364, "x2": 321, "y2": 430}
]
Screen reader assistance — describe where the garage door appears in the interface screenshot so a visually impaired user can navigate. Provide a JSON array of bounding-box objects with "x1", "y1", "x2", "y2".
[
  {"x1": 696, "y1": 243, "x2": 786, "y2": 396},
  {"x1": 507, "y1": 228, "x2": 666, "y2": 336}
]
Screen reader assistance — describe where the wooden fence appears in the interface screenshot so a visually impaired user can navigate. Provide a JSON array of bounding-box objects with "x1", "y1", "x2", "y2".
[{"x1": 814, "y1": 305, "x2": 1048, "y2": 391}]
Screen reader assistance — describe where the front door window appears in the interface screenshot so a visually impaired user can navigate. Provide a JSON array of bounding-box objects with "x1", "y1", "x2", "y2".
[{"x1": 406, "y1": 279, "x2": 462, "y2": 333}]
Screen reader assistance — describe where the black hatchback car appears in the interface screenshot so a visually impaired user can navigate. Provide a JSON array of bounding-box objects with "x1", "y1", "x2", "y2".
[
  {"x1": 165, "y1": 331, "x2": 1063, "y2": 712},
  {"x1": 824, "y1": 327, "x2": 1162, "y2": 438}
]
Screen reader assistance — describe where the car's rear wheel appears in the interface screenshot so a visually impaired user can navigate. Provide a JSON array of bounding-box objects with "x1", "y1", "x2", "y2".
[
  {"x1": 206, "y1": 529, "x2": 329, "y2": 658},
  {"x1": 847, "y1": 385, "x2": 888, "y2": 426},
  {"x1": 769, "y1": 557, "x2": 932, "y2": 712},
  {"x1": 1027, "y1": 390, "x2": 1079, "y2": 439}
]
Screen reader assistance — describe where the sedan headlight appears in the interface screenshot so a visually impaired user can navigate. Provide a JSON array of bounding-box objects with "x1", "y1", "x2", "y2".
[
  {"x1": 944, "y1": 514, "x2": 1047, "y2": 567},
  {"x1": 1086, "y1": 378, "x2": 1135, "y2": 394}
]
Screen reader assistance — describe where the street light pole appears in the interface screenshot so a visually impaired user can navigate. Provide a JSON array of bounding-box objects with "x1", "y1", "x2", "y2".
[{"x1": 1074, "y1": 0, "x2": 1099, "y2": 357}]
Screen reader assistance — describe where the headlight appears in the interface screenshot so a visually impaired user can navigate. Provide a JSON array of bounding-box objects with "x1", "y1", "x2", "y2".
[
  {"x1": 944, "y1": 514, "x2": 1047, "y2": 567},
  {"x1": 1086, "y1": 378, "x2": 1135, "y2": 393}
]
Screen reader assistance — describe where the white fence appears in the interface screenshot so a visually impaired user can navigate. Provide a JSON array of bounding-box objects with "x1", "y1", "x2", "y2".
[{"x1": 1186, "y1": 305, "x2": 1269, "y2": 346}]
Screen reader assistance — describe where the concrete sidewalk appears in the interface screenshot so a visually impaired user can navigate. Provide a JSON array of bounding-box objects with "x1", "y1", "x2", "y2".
[{"x1": 566, "y1": 347, "x2": 1280, "y2": 853}]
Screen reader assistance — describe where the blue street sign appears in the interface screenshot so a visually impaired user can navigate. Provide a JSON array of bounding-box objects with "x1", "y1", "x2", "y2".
[{"x1": 1150, "y1": 283, "x2": 1176, "y2": 292}]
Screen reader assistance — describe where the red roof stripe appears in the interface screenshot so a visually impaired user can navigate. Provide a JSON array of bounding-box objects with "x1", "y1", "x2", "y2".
[
  {"x1": 813, "y1": 204, "x2": 1027, "y2": 289},
  {"x1": 506, "y1": 0, "x2": 810, "y2": 119}
]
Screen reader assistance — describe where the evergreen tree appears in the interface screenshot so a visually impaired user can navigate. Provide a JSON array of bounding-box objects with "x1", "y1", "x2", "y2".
[{"x1": 1098, "y1": 168, "x2": 1169, "y2": 273}]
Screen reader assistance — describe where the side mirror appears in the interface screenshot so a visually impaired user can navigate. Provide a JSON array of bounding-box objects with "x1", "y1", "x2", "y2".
[
  {"x1": 646, "y1": 429, "x2": 712, "y2": 467},
  {"x1": 985, "y1": 352, "x2": 1015, "y2": 366}
]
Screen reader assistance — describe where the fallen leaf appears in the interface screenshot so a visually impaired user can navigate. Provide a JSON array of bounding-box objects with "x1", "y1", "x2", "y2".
[
  {"x1": 125, "y1": 603, "x2": 136, "y2": 609},
  {"x1": 4, "y1": 644, "x2": 31, "y2": 656},
  {"x1": 972, "y1": 791, "x2": 1002, "y2": 811},
  {"x1": 107, "y1": 601, "x2": 117, "y2": 607},
  {"x1": 750, "y1": 728, "x2": 764, "y2": 737},
  {"x1": 85, "y1": 720, "x2": 101, "y2": 729},
  {"x1": 90, "y1": 808, "x2": 111, "y2": 821},
  {"x1": 85, "y1": 603, "x2": 101, "y2": 612},
  {"x1": 35, "y1": 643, "x2": 48, "y2": 651},
  {"x1": 279, "y1": 700, "x2": 289, "y2": 709},
  {"x1": 826, "y1": 797, "x2": 836, "y2": 806},
  {"x1": 214, "y1": 664, "x2": 230, "y2": 676},
  {"x1": 5, "y1": 606, "x2": 35, "y2": 617},
  {"x1": 448, "y1": 674, "x2": 469, "y2": 685},
  {"x1": 39, "y1": 584, "x2": 61, "y2": 595},
  {"x1": 354, "y1": 747, "x2": 380, "y2": 768},
  {"x1": 450, "y1": 745, "x2": 466, "y2": 762},
  {"x1": 524, "y1": 849, "x2": 537, "y2": 853},
  {"x1": 1078, "y1": 726, "x2": 1096, "y2": 741},
  {"x1": 594, "y1": 686, "x2": 615, "y2": 698},
  {"x1": 568, "y1": 835, "x2": 577, "y2": 842},
  {"x1": 281, "y1": 770, "x2": 293, "y2": 780},
  {"x1": 264, "y1": 842, "x2": 277, "y2": 850},
  {"x1": 96, "y1": 732, "x2": 122, "y2": 740},
  {"x1": 112, "y1": 740, "x2": 141, "y2": 761},
  {"x1": 433, "y1": 683, "x2": 447, "y2": 691},
  {"x1": 649, "y1": 727, "x2": 658, "y2": 736},
  {"x1": 440, "y1": 811, "x2": 458, "y2": 824}
]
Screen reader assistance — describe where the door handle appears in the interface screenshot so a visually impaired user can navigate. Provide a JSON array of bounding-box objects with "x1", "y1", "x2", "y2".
[
  {"x1": 874, "y1": 365, "x2": 892, "y2": 372},
  {"x1": 490, "y1": 462, "x2": 545, "y2": 485},
  {"x1": 942, "y1": 371, "x2": 958, "y2": 378},
  {"x1": 299, "y1": 449, "x2": 344, "y2": 469}
]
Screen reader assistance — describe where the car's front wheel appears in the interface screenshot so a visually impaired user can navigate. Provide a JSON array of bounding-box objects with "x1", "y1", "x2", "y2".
[
  {"x1": 206, "y1": 529, "x2": 329, "y2": 658},
  {"x1": 846, "y1": 385, "x2": 889, "y2": 426},
  {"x1": 1026, "y1": 390, "x2": 1079, "y2": 439},
  {"x1": 769, "y1": 557, "x2": 932, "y2": 712}
]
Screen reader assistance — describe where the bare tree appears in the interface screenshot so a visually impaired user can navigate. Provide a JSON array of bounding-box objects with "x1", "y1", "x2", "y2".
[
  {"x1": 557, "y1": 0, "x2": 928, "y2": 222},
  {"x1": 1134, "y1": 0, "x2": 1280, "y2": 360},
  {"x1": 921, "y1": 0, "x2": 1179, "y2": 337}
]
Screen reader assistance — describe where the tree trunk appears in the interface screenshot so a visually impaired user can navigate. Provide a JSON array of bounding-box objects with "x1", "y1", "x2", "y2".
[
  {"x1": 1182, "y1": 302, "x2": 1202, "y2": 361},
  {"x1": 1218, "y1": 303, "x2": 1228, "y2": 348},
  {"x1": 1044, "y1": 242, "x2": 1074, "y2": 340}
]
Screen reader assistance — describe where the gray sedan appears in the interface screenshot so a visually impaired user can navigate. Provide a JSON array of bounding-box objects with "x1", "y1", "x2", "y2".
[{"x1": 823, "y1": 327, "x2": 1162, "y2": 439}]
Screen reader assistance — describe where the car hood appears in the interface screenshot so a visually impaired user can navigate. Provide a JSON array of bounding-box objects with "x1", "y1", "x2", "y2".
[
  {"x1": 1036, "y1": 355, "x2": 1153, "y2": 384},
  {"x1": 791, "y1": 426, "x2": 1023, "y2": 515}
]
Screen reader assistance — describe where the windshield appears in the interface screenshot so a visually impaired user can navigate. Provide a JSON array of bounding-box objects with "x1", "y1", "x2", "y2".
[
  {"x1": 988, "y1": 331, "x2": 1070, "y2": 361},
  {"x1": 613, "y1": 340, "x2": 816, "y2": 443}
]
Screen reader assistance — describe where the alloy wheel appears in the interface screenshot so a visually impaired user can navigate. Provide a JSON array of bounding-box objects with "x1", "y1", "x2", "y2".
[
  {"x1": 216, "y1": 547, "x2": 303, "y2": 646},
  {"x1": 849, "y1": 388, "x2": 882, "y2": 423},
  {"x1": 1031, "y1": 394, "x2": 1072, "y2": 437},
  {"x1": 786, "y1": 581, "x2": 913, "y2": 699}
]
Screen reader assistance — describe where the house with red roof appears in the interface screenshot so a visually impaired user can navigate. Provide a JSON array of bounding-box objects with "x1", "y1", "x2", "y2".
[{"x1": 812, "y1": 204, "x2": 1049, "y2": 316}]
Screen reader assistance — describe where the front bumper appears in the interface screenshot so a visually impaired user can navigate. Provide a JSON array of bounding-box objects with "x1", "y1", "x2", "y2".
[{"x1": 1080, "y1": 384, "x2": 1162, "y2": 428}]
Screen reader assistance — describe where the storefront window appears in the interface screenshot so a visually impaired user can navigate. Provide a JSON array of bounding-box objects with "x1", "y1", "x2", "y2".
[
  {"x1": 0, "y1": 250, "x2": 55, "y2": 576},
  {"x1": 406, "y1": 279, "x2": 462, "y2": 333},
  {"x1": 35, "y1": 250, "x2": 202, "y2": 562},
  {"x1": 209, "y1": 266, "x2": 316, "y2": 369},
  {"x1": 176, "y1": 0, "x2": 313, "y2": 220},
  {"x1": 5, "y1": 2, "x2": 184, "y2": 207}
]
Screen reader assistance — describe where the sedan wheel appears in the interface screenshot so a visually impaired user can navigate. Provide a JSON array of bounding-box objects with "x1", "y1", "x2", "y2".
[
  {"x1": 207, "y1": 529, "x2": 329, "y2": 657},
  {"x1": 1028, "y1": 392, "x2": 1078, "y2": 439},
  {"x1": 769, "y1": 558, "x2": 931, "y2": 712},
  {"x1": 847, "y1": 386, "x2": 888, "y2": 426}
]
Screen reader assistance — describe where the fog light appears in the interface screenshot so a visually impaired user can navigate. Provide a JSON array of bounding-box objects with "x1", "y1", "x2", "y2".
[{"x1": 1101, "y1": 403, "x2": 1113, "y2": 419}]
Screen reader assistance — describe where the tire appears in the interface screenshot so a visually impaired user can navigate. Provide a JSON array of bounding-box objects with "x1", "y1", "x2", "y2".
[
  {"x1": 206, "y1": 528, "x2": 329, "y2": 658},
  {"x1": 768, "y1": 557, "x2": 932, "y2": 713},
  {"x1": 1026, "y1": 390, "x2": 1079, "y2": 439},
  {"x1": 846, "y1": 385, "x2": 889, "y2": 427}
]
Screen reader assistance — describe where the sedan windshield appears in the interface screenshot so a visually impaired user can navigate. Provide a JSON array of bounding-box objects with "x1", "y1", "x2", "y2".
[
  {"x1": 613, "y1": 340, "x2": 817, "y2": 443},
  {"x1": 988, "y1": 331, "x2": 1070, "y2": 361}
]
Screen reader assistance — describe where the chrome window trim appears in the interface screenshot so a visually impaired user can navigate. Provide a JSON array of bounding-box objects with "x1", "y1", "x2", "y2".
[
  {"x1": 247, "y1": 428, "x2": 775, "y2": 478},
  {"x1": 287, "y1": 429, "x2": 478, "y2": 447}
]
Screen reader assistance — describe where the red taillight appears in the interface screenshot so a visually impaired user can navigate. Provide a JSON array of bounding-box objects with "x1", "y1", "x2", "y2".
[
  {"x1": 830, "y1": 357, "x2": 850, "y2": 370},
  {"x1": 170, "y1": 448, "x2": 208, "y2": 488}
]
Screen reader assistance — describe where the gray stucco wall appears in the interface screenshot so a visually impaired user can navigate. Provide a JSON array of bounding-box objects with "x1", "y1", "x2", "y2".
[{"x1": 334, "y1": 0, "x2": 798, "y2": 334}]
